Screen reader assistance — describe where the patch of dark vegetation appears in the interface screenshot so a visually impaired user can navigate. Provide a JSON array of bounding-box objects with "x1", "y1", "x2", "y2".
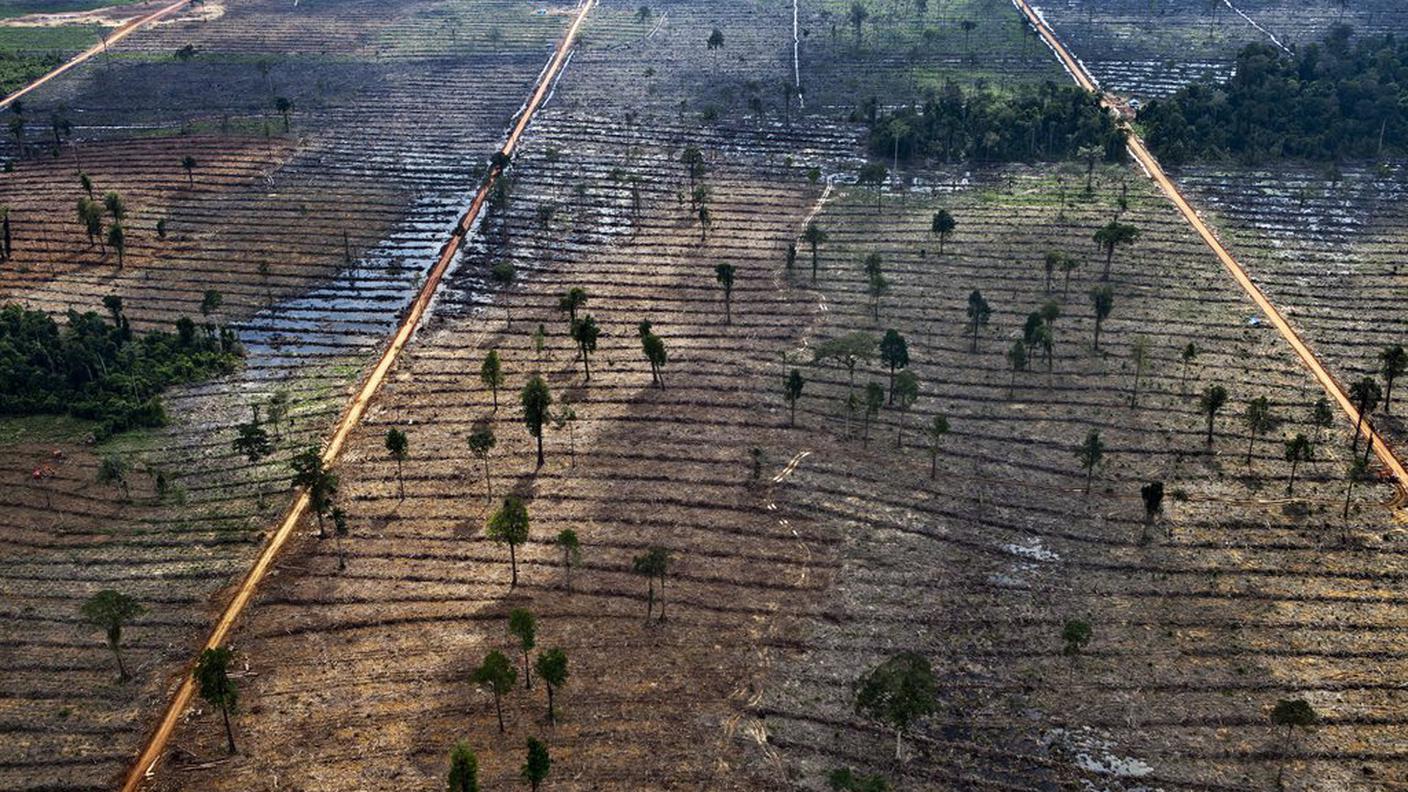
[
  {"x1": 1140, "y1": 26, "x2": 1408, "y2": 165},
  {"x1": 0, "y1": 301, "x2": 242, "y2": 439},
  {"x1": 864, "y1": 81, "x2": 1126, "y2": 164}
]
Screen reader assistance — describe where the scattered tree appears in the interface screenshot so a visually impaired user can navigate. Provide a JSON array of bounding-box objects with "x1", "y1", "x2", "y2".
[
  {"x1": 784, "y1": 369, "x2": 805, "y2": 427},
  {"x1": 385, "y1": 427, "x2": 409, "y2": 500},
  {"x1": 966, "y1": 290, "x2": 990, "y2": 352},
  {"x1": 535, "y1": 647, "x2": 569, "y2": 724},
  {"x1": 1242, "y1": 396, "x2": 1276, "y2": 467},
  {"x1": 1349, "y1": 376, "x2": 1381, "y2": 453},
  {"x1": 1092, "y1": 220, "x2": 1138, "y2": 280},
  {"x1": 715, "y1": 263, "x2": 736, "y2": 324},
  {"x1": 1129, "y1": 335, "x2": 1150, "y2": 406},
  {"x1": 1310, "y1": 397, "x2": 1334, "y2": 439},
  {"x1": 194, "y1": 646, "x2": 239, "y2": 754},
  {"x1": 181, "y1": 155, "x2": 196, "y2": 187},
  {"x1": 632, "y1": 546, "x2": 671, "y2": 622},
  {"x1": 925, "y1": 415, "x2": 950, "y2": 479},
  {"x1": 1199, "y1": 385, "x2": 1228, "y2": 446},
  {"x1": 1382, "y1": 345, "x2": 1407, "y2": 413},
  {"x1": 80, "y1": 590, "x2": 143, "y2": 682},
  {"x1": 1061, "y1": 619, "x2": 1092, "y2": 657},
  {"x1": 931, "y1": 210, "x2": 956, "y2": 254},
  {"x1": 1140, "y1": 481, "x2": 1164, "y2": 542},
  {"x1": 802, "y1": 222, "x2": 827, "y2": 282},
  {"x1": 879, "y1": 329, "x2": 909, "y2": 404},
  {"x1": 522, "y1": 375, "x2": 552, "y2": 467},
  {"x1": 893, "y1": 370, "x2": 919, "y2": 448},
  {"x1": 522, "y1": 737, "x2": 551, "y2": 791},
  {"x1": 481, "y1": 350, "x2": 503, "y2": 410},
  {"x1": 487, "y1": 497, "x2": 530, "y2": 589},
  {"x1": 1075, "y1": 429, "x2": 1104, "y2": 496},
  {"x1": 641, "y1": 327, "x2": 667, "y2": 388},
  {"x1": 863, "y1": 381, "x2": 884, "y2": 446},
  {"x1": 447, "y1": 741, "x2": 479, "y2": 792},
  {"x1": 471, "y1": 650, "x2": 517, "y2": 733},
  {"x1": 233, "y1": 420, "x2": 272, "y2": 462},
  {"x1": 468, "y1": 425, "x2": 496, "y2": 498},
  {"x1": 853, "y1": 651, "x2": 936, "y2": 761},
  {"x1": 290, "y1": 447, "x2": 338, "y2": 538},
  {"x1": 1270, "y1": 698, "x2": 1317, "y2": 788},
  {"x1": 1089, "y1": 286, "x2": 1114, "y2": 350},
  {"x1": 1284, "y1": 434, "x2": 1313, "y2": 495},
  {"x1": 555, "y1": 529, "x2": 581, "y2": 590},
  {"x1": 571, "y1": 315, "x2": 600, "y2": 381},
  {"x1": 814, "y1": 332, "x2": 875, "y2": 394},
  {"x1": 508, "y1": 608, "x2": 536, "y2": 690},
  {"x1": 332, "y1": 507, "x2": 349, "y2": 571}
]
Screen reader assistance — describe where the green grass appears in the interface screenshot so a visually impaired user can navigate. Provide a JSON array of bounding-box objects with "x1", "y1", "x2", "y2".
[
  {"x1": 0, "y1": 413, "x2": 94, "y2": 446},
  {"x1": 0, "y1": 0, "x2": 141, "y2": 21},
  {"x1": 0, "y1": 24, "x2": 103, "y2": 53}
]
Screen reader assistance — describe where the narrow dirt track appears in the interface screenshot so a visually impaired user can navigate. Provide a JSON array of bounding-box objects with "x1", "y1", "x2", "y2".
[
  {"x1": 0, "y1": 0, "x2": 191, "y2": 110},
  {"x1": 1010, "y1": 0, "x2": 1408, "y2": 494},
  {"x1": 116, "y1": 2, "x2": 597, "y2": 789}
]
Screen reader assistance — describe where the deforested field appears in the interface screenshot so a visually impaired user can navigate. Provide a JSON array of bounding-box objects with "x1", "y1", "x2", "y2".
[{"x1": 1, "y1": 1, "x2": 1406, "y2": 791}]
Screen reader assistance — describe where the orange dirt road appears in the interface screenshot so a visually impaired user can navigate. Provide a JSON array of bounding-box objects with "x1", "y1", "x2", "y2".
[
  {"x1": 0, "y1": 0, "x2": 192, "y2": 110},
  {"x1": 1011, "y1": 0, "x2": 1408, "y2": 493},
  {"x1": 117, "y1": 1, "x2": 597, "y2": 789}
]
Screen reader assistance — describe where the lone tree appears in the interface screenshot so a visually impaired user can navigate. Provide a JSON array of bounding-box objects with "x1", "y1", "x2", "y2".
[
  {"x1": 893, "y1": 370, "x2": 919, "y2": 448},
  {"x1": 290, "y1": 447, "x2": 338, "y2": 538},
  {"x1": 857, "y1": 161, "x2": 888, "y2": 209},
  {"x1": 1140, "y1": 481, "x2": 1164, "y2": 542},
  {"x1": 715, "y1": 263, "x2": 737, "y2": 324},
  {"x1": 784, "y1": 369, "x2": 805, "y2": 427},
  {"x1": 814, "y1": 332, "x2": 876, "y2": 395},
  {"x1": 853, "y1": 651, "x2": 937, "y2": 761},
  {"x1": 384, "y1": 427, "x2": 409, "y2": 500},
  {"x1": 107, "y1": 221, "x2": 125, "y2": 267},
  {"x1": 555, "y1": 528, "x2": 581, "y2": 589},
  {"x1": 274, "y1": 96, "x2": 293, "y2": 131},
  {"x1": 802, "y1": 222, "x2": 827, "y2": 282},
  {"x1": 706, "y1": 27, "x2": 725, "y2": 50},
  {"x1": 1007, "y1": 340, "x2": 1029, "y2": 396},
  {"x1": 632, "y1": 545, "x2": 671, "y2": 622},
  {"x1": 1284, "y1": 434, "x2": 1313, "y2": 495},
  {"x1": 863, "y1": 381, "x2": 884, "y2": 446},
  {"x1": 1270, "y1": 698, "x2": 1317, "y2": 788},
  {"x1": 521, "y1": 375, "x2": 553, "y2": 467},
  {"x1": 571, "y1": 314, "x2": 600, "y2": 381},
  {"x1": 879, "y1": 329, "x2": 909, "y2": 404},
  {"x1": 1180, "y1": 341, "x2": 1199, "y2": 391},
  {"x1": 1311, "y1": 397, "x2": 1334, "y2": 439},
  {"x1": 448, "y1": 741, "x2": 479, "y2": 792},
  {"x1": 468, "y1": 425, "x2": 496, "y2": 499},
  {"x1": 1199, "y1": 385, "x2": 1229, "y2": 446},
  {"x1": 1089, "y1": 286, "x2": 1114, "y2": 350},
  {"x1": 487, "y1": 497, "x2": 530, "y2": 589},
  {"x1": 1075, "y1": 429, "x2": 1104, "y2": 496},
  {"x1": 1242, "y1": 396, "x2": 1276, "y2": 467},
  {"x1": 535, "y1": 647, "x2": 569, "y2": 724},
  {"x1": 641, "y1": 328, "x2": 668, "y2": 388},
  {"x1": 558, "y1": 286, "x2": 588, "y2": 325},
  {"x1": 925, "y1": 415, "x2": 950, "y2": 479},
  {"x1": 1381, "y1": 345, "x2": 1407, "y2": 413},
  {"x1": 931, "y1": 209, "x2": 956, "y2": 255},
  {"x1": 1061, "y1": 619, "x2": 1092, "y2": 657},
  {"x1": 472, "y1": 650, "x2": 517, "y2": 733},
  {"x1": 1092, "y1": 220, "x2": 1138, "y2": 280},
  {"x1": 481, "y1": 350, "x2": 504, "y2": 410},
  {"x1": 508, "y1": 608, "x2": 536, "y2": 690},
  {"x1": 522, "y1": 737, "x2": 551, "y2": 791},
  {"x1": 194, "y1": 646, "x2": 239, "y2": 754},
  {"x1": 966, "y1": 290, "x2": 991, "y2": 352},
  {"x1": 1349, "y1": 376, "x2": 1381, "y2": 453},
  {"x1": 181, "y1": 155, "x2": 196, "y2": 187},
  {"x1": 81, "y1": 590, "x2": 143, "y2": 682},
  {"x1": 232, "y1": 420, "x2": 272, "y2": 463}
]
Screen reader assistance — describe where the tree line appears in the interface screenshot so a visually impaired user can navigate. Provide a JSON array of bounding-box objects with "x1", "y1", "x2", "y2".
[
  {"x1": 1140, "y1": 26, "x2": 1408, "y2": 166},
  {"x1": 865, "y1": 81, "x2": 1126, "y2": 165}
]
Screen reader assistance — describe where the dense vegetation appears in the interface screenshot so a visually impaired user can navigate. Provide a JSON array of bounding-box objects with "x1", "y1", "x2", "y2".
[
  {"x1": 1140, "y1": 28, "x2": 1408, "y2": 165},
  {"x1": 0, "y1": 302, "x2": 241, "y2": 438},
  {"x1": 865, "y1": 81, "x2": 1126, "y2": 164}
]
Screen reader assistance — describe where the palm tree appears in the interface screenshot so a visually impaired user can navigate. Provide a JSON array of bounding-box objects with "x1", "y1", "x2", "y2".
[
  {"x1": 1089, "y1": 286, "x2": 1113, "y2": 350},
  {"x1": 785, "y1": 369, "x2": 805, "y2": 427},
  {"x1": 1380, "y1": 345, "x2": 1406, "y2": 413},
  {"x1": 1092, "y1": 221, "x2": 1138, "y2": 280},
  {"x1": 1348, "y1": 377, "x2": 1381, "y2": 453},
  {"x1": 1284, "y1": 434, "x2": 1313, "y2": 495},
  {"x1": 632, "y1": 546, "x2": 671, "y2": 622},
  {"x1": 802, "y1": 222, "x2": 827, "y2": 282},
  {"x1": 384, "y1": 427, "x2": 409, "y2": 500},
  {"x1": 1075, "y1": 429, "x2": 1104, "y2": 496},
  {"x1": 571, "y1": 314, "x2": 600, "y2": 381},
  {"x1": 1242, "y1": 396, "x2": 1276, "y2": 467},
  {"x1": 521, "y1": 376, "x2": 552, "y2": 467}
]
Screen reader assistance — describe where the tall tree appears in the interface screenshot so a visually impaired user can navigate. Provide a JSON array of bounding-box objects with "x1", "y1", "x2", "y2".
[
  {"x1": 925, "y1": 415, "x2": 950, "y2": 479},
  {"x1": 508, "y1": 608, "x2": 537, "y2": 690},
  {"x1": 571, "y1": 315, "x2": 600, "y2": 382},
  {"x1": 893, "y1": 370, "x2": 919, "y2": 448},
  {"x1": 194, "y1": 646, "x2": 239, "y2": 754},
  {"x1": 487, "y1": 497, "x2": 530, "y2": 589},
  {"x1": 522, "y1": 737, "x2": 551, "y2": 791},
  {"x1": 332, "y1": 507, "x2": 349, "y2": 571},
  {"x1": 1242, "y1": 396, "x2": 1276, "y2": 467},
  {"x1": 879, "y1": 329, "x2": 909, "y2": 404},
  {"x1": 1284, "y1": 434, "x2": 1313, "y2": 495},
  {"x1": 1140, "y1": 481, "x2": 1164, "y2": 542},
  {"x1": 1381, "y1": 345, "x2": 1406, "y2": 413},
  {"x1": 471, "y1": 650, "x2": 516, "y2": 733},
  {"x1": 802, "y1": 222, "x2": 827, "y2": 282},
  {"x1": 107, "y1": 221, "x2": 125, "y2": 267},
  {"x1": 1089, "y1": 286, "x2": 1114, "y2": 350},
  {"x1": 966, "y1": 290, "x2": 991, "y2": 352},
  {"x1": 1199, "y1": 385, "x2": 1228, "y2": 446},
  {"x1": 1062, "y1": 619, "x2": 1092, "y2": 657},
  {"x1": 853, "y1": 651, "x2": 937, "y2": 760},
  {"x1": 857, "y1": 161, "x2": 888, "y2": 209},
  {"x1": 535, "y1": 647, "x2": 569, "y2": 723},
  {"x1": 181, "y1": 155, "x2": 196, "y2": 187},
  {"x1": 481, "y1": 350, "x2": 504, "y2": 411},
  {"x1": 290, "y1": 447, "x2": 338, "y2": 538},
  {"x1": 1092, "y1": 221, "x2": 1138, "y2": 280},
  {"x1": 1348, "y1": 377, "x2": 1381, "y2": 453},
  {"x1": 559, "y1": 287, "x2": 588, "y2": 325},
  {"x1": 448, "y1": 742, "x2": 479, "y2": 792},
  {"x1": 815, "y1": 332, "x2": 876, "y2": 395},
  {"x1": 1310, "y1": 397, "x2": 1334, "y2": 440},
  {"x1": 848, "y1": 1, "x2": 869, "y2": 46},
  {"x1": 1075, "y1": 429, "x2": 1104, "y2": 496},
  {"x1": 80, "y1": 590, "x2": 143, "y2": 682},
  {"x1": 632, "y1": 546, "x2": 671, "y2": 622},
  {"x1": 784, "y1": 369, "x2": 805, "y2": 427},
  {"x1": 1270, "y1": 699, "x2": 1317, "y2": 788},
  {"x1": 641, "y1": 328, "x2": 668, "y2": 388},
  {"x1": 468, "y1": 425, "x2": 496, "y2": 499},
  {"x1": 1129, "y1": 335, "x2": 1150, "y2": 407},
  {"x1": 521, "y1": 375, "x2": 552, "y2": 467},
  {"x1": 384, "y1": 427, "x2": 409, "y2": 500},
  {"x1": 274, "y1": 96, "x2": 293, "y2": 131},
  {"x1": 1007, "y1": 340, "x2": 1028, "y2": 396},
  {"x1": 555, "y1": 529, "x2": 581, "y2": 590},
  {"x1": 931, "y1": 210, "x2": 956, "y2": 255},
  {"x1": 1180, "y1": 341, "x2": 1199, "y2": 392},
  {"x1": 715, "y1": 263, "x2": 736, "y2": 324},
  {"x1": 863, "y1": 382, "x2": 884, "y2": 446}
]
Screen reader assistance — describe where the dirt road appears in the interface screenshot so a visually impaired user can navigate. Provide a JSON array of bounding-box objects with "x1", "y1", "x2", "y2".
[
  {"x1": 1010, "y1": 0, "x2": 1408, "y2": 493},
  {"x1": 117, "y1": 1, "x2": 597, "y2": 789}
]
